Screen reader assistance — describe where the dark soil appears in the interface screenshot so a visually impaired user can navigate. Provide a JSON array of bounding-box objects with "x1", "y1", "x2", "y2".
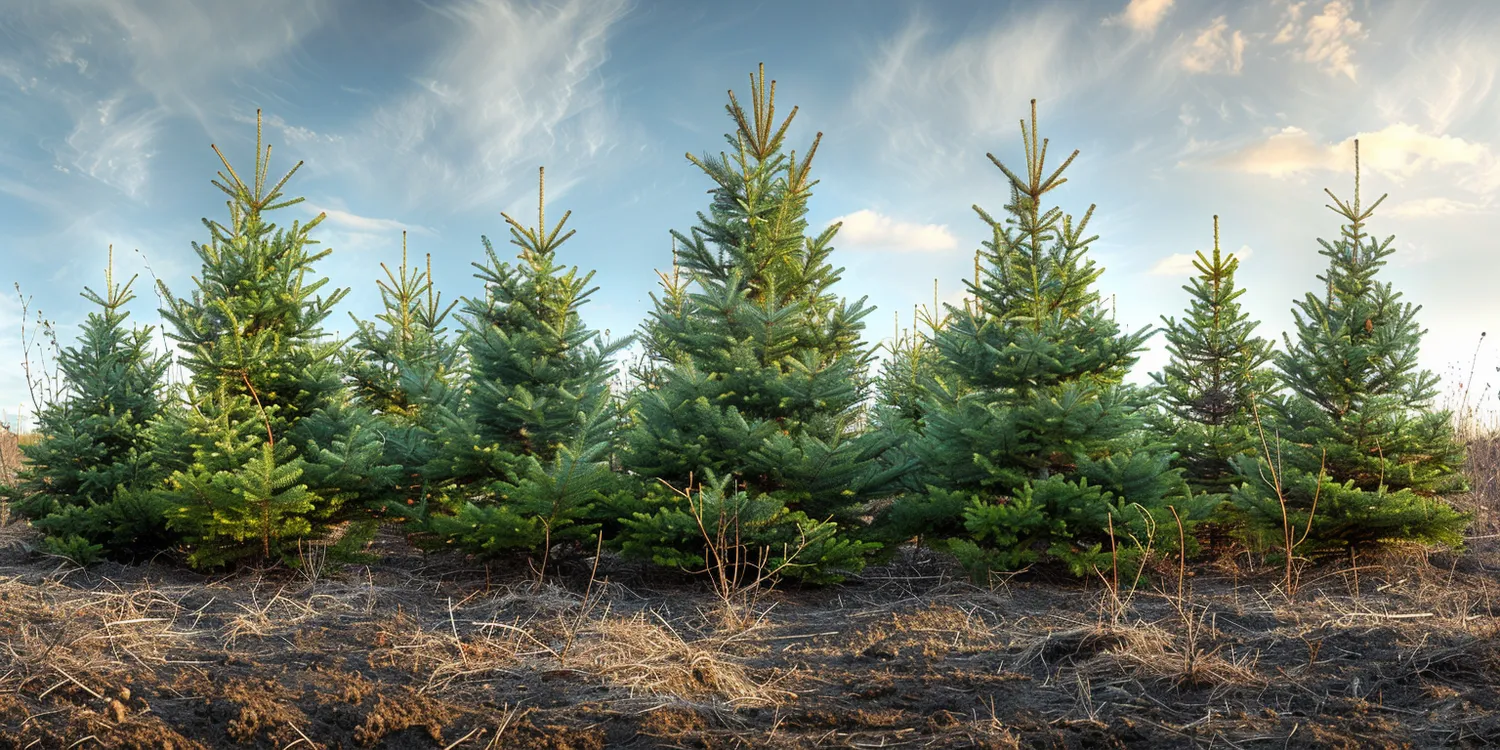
[{"x1": 2, "y1": 520, "x2": 1498, "y2": 749}]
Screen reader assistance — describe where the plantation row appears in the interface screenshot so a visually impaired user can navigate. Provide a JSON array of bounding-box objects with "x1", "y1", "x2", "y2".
[{"x1": 1, "y1": 66, "x2": 1470, "y2": 584}]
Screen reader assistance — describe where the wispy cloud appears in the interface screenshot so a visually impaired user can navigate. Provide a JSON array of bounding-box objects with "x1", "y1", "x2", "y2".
[
  {"x1": 1273, "y1": 0, "x2": 1365, "y2": 81},
  {"x1": 1180, "y1": 16, "x2": 1246, "y2": 75},
  {"x1": 1372, "y1": 31, "x2": 1499, "y2": 136},
  {"x1": 1149, "y1": 245, "x2": 1253, "y2": 276},
  {"x1": 829, "y1": 210, "x2": 959, "y2": 252},
  {"x1": 88, "y1": 0, "x2": 332, "y2": 119},
  {"x1": 1, "y1": 0, "x2": 333, "y2": 203},
  {"x1": 59, "y1": 94, "x2": 163, "y2": 199},
  {"x1": 320, "y1": 0, "x2": 630, "y2": 215},
  {"x1": 307, "y1": 205, "x2": 433, "y2": 237},
  {"x1": 851, "y1": 8, "x2": 1082, "y2": 185},
  {"x1": 1108, "y1": 0, "x2": 1175, "y2": 33}
]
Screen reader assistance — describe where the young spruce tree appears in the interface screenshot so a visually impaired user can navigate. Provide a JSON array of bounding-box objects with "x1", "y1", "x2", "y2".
[
  {"x1": 347, "y1": 233, "x2": 462, "y2": 511},
  {"x1": 618, "y1": 65, "x2": 908, "y2": 584},
  {"x1": 15, "y1": 248, "x2": 173, "y2": 563},
  {"x1": 884, "y1": 101, "x2": 1205, "y2": 579},
  {"x1": 408, "y1": 167, "x2": 630, "y2": 562},
  {"x1": 1230, "y1": 141, "x2": 1469, "y2": 554},
  {"x1": 1151, "y1": 216, "x2": 1275, "y2": 498},
  {"x1": 155, "y1": 112, "x2": 398, "y2": 569}
]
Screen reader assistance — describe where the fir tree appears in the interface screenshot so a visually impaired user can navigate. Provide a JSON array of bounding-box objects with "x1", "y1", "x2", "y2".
[
  {"x1": 617, "y1": 65, "x2": 908, "y2": 584},
  {"x1": 1152, "y1": 216, "x2": 1276, "y2": 497},
  {"x1": 1231, "y1": 141, "x2": 1469, "y2": 554},
  {"x1": 410, "y1": 167, "x2": 631, "y2": 561},
  {"x1": 347, "y1": 233, "x2": 462, "y2": 512},
  {"x1": 15, "y1": 247, "x2": 173, "y2": 563},
  {"x1": 155, "y1": 111, "x2": 398, "y2": 569},
  {"x1": 885, "y1": 101, "x2": 1205, "y2": 579}
]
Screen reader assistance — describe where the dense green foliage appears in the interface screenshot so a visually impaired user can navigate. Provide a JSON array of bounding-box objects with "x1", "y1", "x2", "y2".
[
  {"x1": 347, "y1": 233, "x2": 463, "y2": 514},
  {"x1": 13, "y1": 250, "x2": 173, "y2": 563},
  {"x1": 1231, "y1": 143, "x2": 1469, "y2": 554},
  {"x1": 153, "y1": 114, "x2": 398, "y2": 569},
  {"x1": 1151, "y1": 216, "x2": 1276, "y2": 499},
  {"x1": 617, "y1": 66, "x2": 909, "y2": 584},
  {"x1": 402, "y1": 168, "x2": 631, "y2": 561},
  {"x1": 882, "y1": 102, "x2": 1208, "y2": 580}
]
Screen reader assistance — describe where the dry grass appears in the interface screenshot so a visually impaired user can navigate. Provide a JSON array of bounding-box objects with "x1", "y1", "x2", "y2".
[
  {"x1": 0, "y1": 428, "x2": 25, "y2": 526},
  {"x1": 566, "y1": 611, "x2": 780, "y2": 707}
]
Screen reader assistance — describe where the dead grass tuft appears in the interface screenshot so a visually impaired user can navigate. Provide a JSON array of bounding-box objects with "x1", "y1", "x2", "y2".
[{"x1": 565, "y1": 610, "x2": 780, "y2": 707}]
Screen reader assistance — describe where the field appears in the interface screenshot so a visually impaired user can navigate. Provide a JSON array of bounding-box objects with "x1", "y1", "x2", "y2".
[{"x1": 0, "y1": 433, "x2": 1492, "y2": 749}]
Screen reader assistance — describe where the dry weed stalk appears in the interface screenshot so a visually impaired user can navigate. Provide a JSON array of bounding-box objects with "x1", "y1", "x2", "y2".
[
  {"x1": 1249, "y1": 399, "x2": 1323, "y2": 600},
  {"x1": 660, "y1": 476, "x2": 814, "y2": 631},
  {"x1": 1094, "y1": 504, "x2": 1155, "y2": 625}
]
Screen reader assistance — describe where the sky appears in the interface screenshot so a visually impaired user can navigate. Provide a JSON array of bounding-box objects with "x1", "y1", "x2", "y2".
[{"x1": 3, "y1": 0, "x2": 1499, "y2": 430}]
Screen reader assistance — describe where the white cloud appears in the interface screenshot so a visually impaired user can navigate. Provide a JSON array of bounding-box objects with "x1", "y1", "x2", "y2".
[
  {"x1": 852, "y1": 9, "x2": 1082, "y2": 185},
  {"x1": 0, "y1": 58, "x2": 39, "y2": 92},
  {"x1": 1388, "y1": 197, "x2": 1489, "y2": 219},
  {"x1": 1214, "y1": 123, "x2": 1490, "y2": 181},
  {"x1": 1214, "y1": 126, "x2": 1335, "y2": 177},
  {"x1": 1372, "y1": 33, "x2": 1499, "y2": 136},
  {"x1": 44, "y1": 32, "x2": 92, "y2": 75},
  {"x1": 1272, "y1": 0, "x2": 1306, "y2": 44},
  {"x1": 1178, "y1": 103, "x2": 1199, "y2": 127},
  {"x1": 1180, "y1": 16, "x2": 1246, "y2": 75},
  {"x1": 1272, "y1": 0, "x2": 1365, "y2": 81},
  {"x1": 242, "y1": 111, "x2": 345, "y2": 147},
  {"x1": 323, "y1": 0, "x2": 630, "y2": 214},
  {"x1": 828, "y1": 210, "x2": 959, "y2": 252},
  {"x1": 309, "y1": 206, "x2": 428, "y2": 236},
  {"x1": 1149, "y1": 245, "x2": 1254, "y2": 276},
  {"x1": 58, "y1": 94, "x2": 163, "y2": 199},
  {"x1": 0, "y1": 0, "x2": 334, "y2": 203},
  {"x1": 1109, "y1": 0, "x2": 1175, "y2": 33},
  {"x1": 1353, "y1": 124, "x2": 1489, "y2": 179},
  {"x1": 91, "y1": 0, "x2": 333, "y2": 119}
]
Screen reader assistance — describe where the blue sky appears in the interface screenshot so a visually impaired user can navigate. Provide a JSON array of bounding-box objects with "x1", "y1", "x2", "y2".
[{"x1": 3, "y1": 0, "x2": 1499, "y2": 430}]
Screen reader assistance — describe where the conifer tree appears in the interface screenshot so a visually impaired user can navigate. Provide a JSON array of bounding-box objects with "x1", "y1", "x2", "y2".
[
  {"x1": 1152, "y1": 216, "x2": 1276, "y2": 497},
  {"x1": 1231, "y1": 142, "x2": 1468, "y2": 554},
  {"x1": 408, "y1": 167, "x2": 630, "y2": 560},
  {"x1": 867, "y1": 303, "x2": 956, "y2": 508},
  {"x1": 15, "y1": 247, "x2": 173, "y2": 563},
  {"x1": 347, "y1": 233, "x2": 462, "y2": 510},
  {"x1": 155, "y1": 112, "x2": 397, "y2": 569},
  {"x1": 884, "y1": 101, "x2": 1204, "y2": 579},
  {"x1": 872, "y1": 302, "x2": 949, "y2": 434},
  {"x1": 617, "y1": 65, "x2": 908, "y2": 584}
]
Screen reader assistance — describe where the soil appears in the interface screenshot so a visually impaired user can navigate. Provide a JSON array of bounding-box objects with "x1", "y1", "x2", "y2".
[{"x1": 2, "y1": 517, "x2": 1498, "y2": 750}]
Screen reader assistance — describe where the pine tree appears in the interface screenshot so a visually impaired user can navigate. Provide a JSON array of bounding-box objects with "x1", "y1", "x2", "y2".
[
  {"x1": 15, "y1": 247, "x2": 173, "y2": 563},
  {"x1": 347, "y1": 232, "x2": 462, "y2": 512},
  {"x1": 409, "y1": 167, "x2": 631, "y2": 561},
  {"x1": 155, "y1": 111, "x2": 398, "y2": 569},
  {"x1": 1152, "y1": 216, "x2": 1276, "y2": 498},
  {"x1": 885, "y1": 101, "x2": 1204, "y2": 579},
  {"x1": 872, "y1": 300, "x2": 951, "y2": 434},
  {"x1": 617, "y1": 65, "x2": 908, "y2": 584},
  {"x1": 1231, "y1": 141, "x2": 1468, "y2": 554}
]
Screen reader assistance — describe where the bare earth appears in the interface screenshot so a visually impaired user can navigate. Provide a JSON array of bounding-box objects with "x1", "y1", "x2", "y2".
[{"x1": 0, "y1": 436, "x2": 1496, "y2": 749}]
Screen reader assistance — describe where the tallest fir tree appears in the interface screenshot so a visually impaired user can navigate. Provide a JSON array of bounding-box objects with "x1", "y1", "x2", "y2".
[{"x1": 618, "y1": 65, "x2": 908, "y2": 583}]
